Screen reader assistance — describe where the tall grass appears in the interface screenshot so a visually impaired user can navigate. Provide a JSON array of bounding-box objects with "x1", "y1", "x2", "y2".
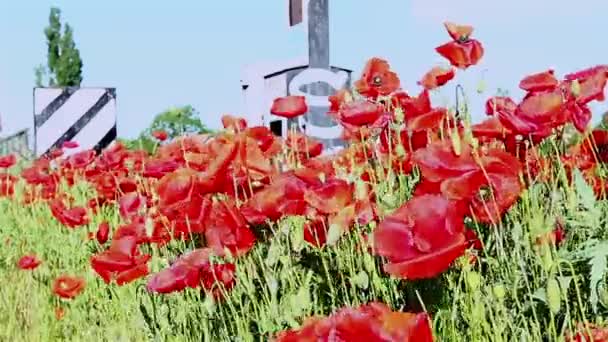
[{"x1": 1, "y1": 134, "x2": 607, "y2": 342}]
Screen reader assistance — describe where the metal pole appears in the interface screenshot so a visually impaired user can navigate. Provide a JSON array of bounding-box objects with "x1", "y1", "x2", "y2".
[{"x1": 304, "y1": 0, "x2": 342, "y2": 149}]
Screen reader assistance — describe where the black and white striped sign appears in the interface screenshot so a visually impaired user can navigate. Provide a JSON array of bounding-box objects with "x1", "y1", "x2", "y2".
[{"x1": 33, "y1": 87, "x2": 117, "y2": 157}]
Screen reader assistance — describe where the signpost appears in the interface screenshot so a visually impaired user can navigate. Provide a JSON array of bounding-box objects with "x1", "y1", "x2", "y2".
[
  {"x1": 240, "y1": 1, "x2": 350, "y2": 152},
  {"x1": 287, "y1": 0, "x2": 344, "y2": 150}
]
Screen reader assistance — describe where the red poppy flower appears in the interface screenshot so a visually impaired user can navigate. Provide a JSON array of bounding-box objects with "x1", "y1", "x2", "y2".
[
  {"x1": 436, "y1": 22, "x2": 484, "y2": 69},
  {"x1": 354, "y1": 58, "x2": 401, "y2": 99},
  {"x1": 96, "y1": 221, "x2": 110, "y2": 244},
  {"x1": 118, "y1": 192, "x2": 144, "y2": 220},
  {"x1": 245, "y1": 126, "x2": 282, "y2": 157},
  {"x1": 113, "y1": 216, "x2": 151, "y2": 244},
  {"x1": 519, "y1": 69, "x2": 558, "y2": 92},
  {"x1": 55, "y1": 307, "x2": 65, "y2": 320},
  {"x1": 204, "y1": 200, "x2": 256, "y2": 257},
  {"x1": 0, "y1": 174, "x2": 17, "y2": 197},
  {"x1": 270, "y1": 96, "x2": 308, "y2": 119},
  {"x1": 328, "y1": 89, "x2": 352, "y2": 114},
  {"x1": 304, "y1": 178, "x2": 354, "y2": 215},
  {"x1": 147, "y1": 248, "x2": 214, "y2": 294},
  {"x1": 156, "y1": 168, "x2": 202, "y2": 217},
  {"x1": 471, "y1": 116, "x2": 511, "y2": 142},
  {"x1": 535, "y1": 218, "x2": 566, "y2": 247},
  {"x1": 90, "y1": 235, "x2": 151, "y2": 285},
  {"x1": 335, "y1": 100, "x2": 384, "y2": 127},
  {"x1": 52, "y1": 275, "x2": 86, "y2": 299},
  {"x1": 565, "y1": 101, "x2": 592, "y2": 132},
  {"x1": 485, "y1": 96, "x2": 517, "y2": 116},
  {"x1": 17, "y1": 254, "x2": 42, "y2": 270},
  {"x1": 62, "y1": 149, "x2": 96, "y2": 169},
  {"x1": 418, "y1": 66, "x2": 455, "y2": 90},
  {"x1": 49, "y1": 200, "x2": 90, "y2": 228},
  {"x1": 445, "y1": 22, "x2": 474, "y2": 41},
  {"x1": 303, "y1": 216, "x2": 328, "y2": 247},
  {"x1": 0, "y1": 154, "x2": 16, "y2": 169},
  {"x1": 142, "y1": 158, "x2": 180, "y2": 179},
  {"x1": 275, "y1": 302, "x2": 433, "y2": 342},
  {"x1": 200, "y1": 262, "x2": 236, "y2": 300},
  {"x1": 497, "y1": 88, "x2": 567, "y2": 136},
  {"x1": 566, "y1": 323, "x2": 608, "y2": 342},
  {"x1": 581, "y1": 129, "x2": 608, "y2": 164},
  {"x1": 240, "y1": 172, "x2": 308, "y2": 225},
  {"x1": 285, "y1": 132, "x2": 323, "y2": 159},
  {"x1": 414, "y1": 141, "x2": 523, "y2": 223},
  {"x1": 152, "y1": 130, "x2": 168, "y2": 141},
  {"x1": 372, "y1": 194, "x2": 468, "y2": 279},
  {"x1": 62, "y1": 140, "x2": 79, "y2": 149},
  {"x1": 380, "y1": 90, "x2": 449, "y2": 154},
  {"x1": 564, "y1": 65, "x2": 608, "y2": 105},
  {"x1": 48, "y1": 147, "x2": 64, "y2": 159},
  {"x1": 221, "y1": 115, "x2": 248, "y2": 132}
]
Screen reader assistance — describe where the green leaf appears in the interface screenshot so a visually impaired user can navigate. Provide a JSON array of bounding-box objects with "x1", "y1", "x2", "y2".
[
  {"x1": 351, "y1": 271, "x2": 369, "y2": 290},
  {"x1": 589, "y1": 249, "x2": 608, "y2": 313},
  {"x1": 573, "y1": 169, "x2": 596, "y2": 210},
  {"x1": 325, "y1": 223, "x2": 343, "y2": 246}
]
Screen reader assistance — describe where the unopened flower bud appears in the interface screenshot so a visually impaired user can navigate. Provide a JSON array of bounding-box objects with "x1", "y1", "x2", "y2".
[
  {"x1": 493, "y1": 284, "x2": 506, "y2": 300},
  {"x1": 466, "y1": 271, "x2": 482, "y2": 291},
  {"x1": 571, "y1": 80, "x2": 581, "y2": 97},
  {"x1": 546, "y1": 278, "x2": 561, "y2": 315}
]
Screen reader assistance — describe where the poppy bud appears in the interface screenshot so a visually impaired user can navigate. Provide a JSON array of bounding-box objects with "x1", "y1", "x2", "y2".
[
  {"x1": 466, "y1": 271, "x2": 481, "y2": 291},
  {"x1": 477, "y1": 79, "x2": 486, "y2": 94},
  {"x1": 394, "y1": 108, "x2": 404, "y2": 123},
  {"x1": 326, "y1": 223, "x2": 342, "y2": 246},
  {"x1": 318, "y1": 172, "x2": 326, "y2": 183},
  {"x1": 451, "y1": 127, "x2": 462, "y2": 156},
  {"x1": 395, "y1": 145, "x2": 406, "y2": 158},
  {"x1": 546, "y1": 278, "x2": 561, "y2": 315},
  {"x1": 493, "y1": 284, "x2": 506, "y2": 300},
  {"x1": 571, "y1": 80, "x2": 581, "y2": 97},
  {"x1": 355, "y1": 180, "x2": 368, "y2": 201},
  {"x1": 599, "y1": 286, "x2": 608, "y2": 307},
  {"x1": 352, "y1": 271, "x2": 369, "y2": 289},
  {"x1": 96, "y1": 222, "x2": 110, "y2": 245},
  {"x1": 368, "y1": 220, "x2": 377, "y2": 230}
]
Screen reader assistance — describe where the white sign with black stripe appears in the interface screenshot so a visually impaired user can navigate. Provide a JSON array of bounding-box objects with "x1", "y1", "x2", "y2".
[{"x1": 33, "y1": 87, "x2": 117, "y2": 157}]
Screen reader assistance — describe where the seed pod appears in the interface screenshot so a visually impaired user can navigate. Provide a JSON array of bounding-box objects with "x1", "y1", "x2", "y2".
[{"x1": 546, "y1": 278, "x2": 561, "y2": 315}]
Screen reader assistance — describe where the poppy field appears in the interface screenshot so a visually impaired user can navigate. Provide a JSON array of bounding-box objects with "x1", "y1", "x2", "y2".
[{"x1": 2, "y1": 22, "x2": 608, "y2": 341}]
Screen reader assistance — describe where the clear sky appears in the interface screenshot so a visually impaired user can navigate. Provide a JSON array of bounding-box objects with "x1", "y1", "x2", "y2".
[{"x1": 1, "y1": 0, "x2": 607, "y2": 139}]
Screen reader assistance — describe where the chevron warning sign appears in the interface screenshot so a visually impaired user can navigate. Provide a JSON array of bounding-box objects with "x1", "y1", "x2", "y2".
[{"x1": 33, "y1": 87, "x2": 117, "y2": 157}]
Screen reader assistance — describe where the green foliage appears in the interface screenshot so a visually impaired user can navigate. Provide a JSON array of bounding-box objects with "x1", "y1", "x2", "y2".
[
  {"x1": 37, "y1": 7, "x2": 83, "y2": 87},
  {"x1": 44, "y1": 7, "x2": 61, "y2": 86},
  {"x1": 120, "y1": 106, "x2": 213, "y2": 154},
  {"x1": 55, "y1": 24, "x2": 83, "y2": 87}
]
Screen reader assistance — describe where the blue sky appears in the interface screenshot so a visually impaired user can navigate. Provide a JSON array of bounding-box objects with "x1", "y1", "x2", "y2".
[{"x1": 1, "y1": 0, "x2": 607, "y2": 139}]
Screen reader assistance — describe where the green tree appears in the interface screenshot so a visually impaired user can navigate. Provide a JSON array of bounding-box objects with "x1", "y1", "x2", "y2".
[
  {"x1": 55, "y1": 24, "x2": 83, "y2": 86},
  {"x1": 44, "y1": 7, "x2": 62, "y2": 86},
  {"x1": 37, "y1": 7, "x2": 83, "y2": 87},
  {"x1": 120, "y1": 106, "x2": 213, "y2": 154}
]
